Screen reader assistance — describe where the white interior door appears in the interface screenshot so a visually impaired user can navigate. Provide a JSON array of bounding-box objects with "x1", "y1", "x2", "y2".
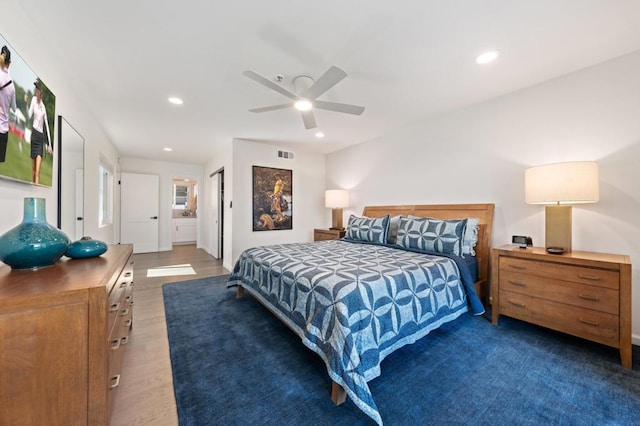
[
  {"x1": 121, "y1": 172, "x2": 159, "y2": 253},
  {"x1": 209, "y1": 173, "x2": 220, "y2": 259}
]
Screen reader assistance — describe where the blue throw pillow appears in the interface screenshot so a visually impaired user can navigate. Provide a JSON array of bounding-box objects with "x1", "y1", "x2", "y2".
[
  {"x1": 345, "y1": 215, "x2": 390, "y2": 245},
  {"x1": 396, "y1": 216, "x2": 468, "y2": 256}
]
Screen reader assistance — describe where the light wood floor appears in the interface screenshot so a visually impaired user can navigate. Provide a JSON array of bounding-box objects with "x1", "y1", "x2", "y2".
[{"x1": 110, "y1": 244, "x2": 228, "y2": 426}]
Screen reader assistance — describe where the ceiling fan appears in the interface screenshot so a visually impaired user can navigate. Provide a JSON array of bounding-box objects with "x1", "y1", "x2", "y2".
[{"x1": 243, "y1": 66, "x2": 365, "y2": 130}]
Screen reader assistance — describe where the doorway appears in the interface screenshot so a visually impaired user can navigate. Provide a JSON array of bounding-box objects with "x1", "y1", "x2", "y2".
[{"x1": 171, "y1": 177, "x2": 198, "y2": 245}]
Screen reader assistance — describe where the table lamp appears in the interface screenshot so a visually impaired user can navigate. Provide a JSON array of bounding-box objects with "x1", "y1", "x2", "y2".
[
  {"x1": 325, "y1": 189, "x2": 349, "y2": 230},
  {"x1": 525, "y1": 161, "x2": 599, "y2": 253}
]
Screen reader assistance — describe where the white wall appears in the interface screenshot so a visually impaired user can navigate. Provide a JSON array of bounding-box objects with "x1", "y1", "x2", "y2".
[
  {"x1": 230, "y1": 139, "x2": 327, "y2": 269},
  {"x1": 201, "y1": 140, "x2": 233, "y2": 268},
  {"x1": 0, "y1": 22, "x2": 120, "y2": 252},
  {"x1": 327, "y1": 50, "x2": 640, "y2": 342},
  {"x1": 119, "y1": 157, "x2": 204, "y2": 252}
]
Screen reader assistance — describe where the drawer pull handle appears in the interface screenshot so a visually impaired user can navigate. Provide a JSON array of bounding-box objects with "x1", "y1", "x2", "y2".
[
  {"x1": 125, "y1": 272, "x2": 132, "y2": 277},
  {"x1": 579, "y1": 318, "x2": 600, "y2": 327},
  {"x1": 124, "y1": 296, "x2": 132, "y2": 303},
  {"x1": 125, "y1": 319, "x2": 133, "y2": 328},
  {"x1": 120, "y1": 308, "x2": 129, "y2": 316},
  {"x1": 508, "y1": 300, "x2": 526, "y2": 308},
  {"x1": 578, "y1": 274, "x2": 601, "y2": 281},
  {"x1": 110, "y1": 374, "x2": 121, "y2": 390},
  {"x1": 121, "y1": 336, "x2": 129, "y2": 345},
  {"x1": 578, "y1": 293, "x2": 600, "y2": 301},
  {"x1": 509, "y1": 265, "x2": 526, "y2": 270},
  {"x1": 120, "y1": 282, "x2": 128, "y2": 288},
  {"x1": 111, "y1": 339, "x2": 121, "y2": 350},
  {"x1": 110, "y1": 302, "x2": 120, "y2": 313},
  {"x1": 508, "y1": 280, "x2": 526, "y2": 287}
]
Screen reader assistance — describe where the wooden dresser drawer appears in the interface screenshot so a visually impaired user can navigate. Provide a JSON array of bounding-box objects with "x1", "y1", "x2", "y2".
[
  {"x1": 500, "y1": 270, "x2": 619, "y2": 315},
  {"x1": 107, "y1": 265, "x2": 133, "y2": 335},
  {"x1": 107, "y1": 286, "x2": 125, "y2": 335},
  {"x1": 500, "y1": 257, "x2": 619, "y2": 289},
  {"x1": 499, "y1": 290, "x2": 619, "y2": 346}
]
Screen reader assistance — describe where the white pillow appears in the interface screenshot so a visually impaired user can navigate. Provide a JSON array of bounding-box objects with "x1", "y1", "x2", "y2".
[{"x1": 461, "y1": 217, "x2": 479, "y2": 256}]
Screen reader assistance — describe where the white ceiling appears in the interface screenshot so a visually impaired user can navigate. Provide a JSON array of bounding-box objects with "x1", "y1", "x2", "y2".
[{"x1": 5, "y1": 1, "x2": 640, "y2": 164}]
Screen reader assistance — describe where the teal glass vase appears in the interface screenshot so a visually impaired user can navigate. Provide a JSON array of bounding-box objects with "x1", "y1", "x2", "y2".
[
  {"x1": 0, "y1": 198, "x2": 71, "y2": 270},
  {"x1": 65, "y1": 236, "x2": 108, "y2": 259}
]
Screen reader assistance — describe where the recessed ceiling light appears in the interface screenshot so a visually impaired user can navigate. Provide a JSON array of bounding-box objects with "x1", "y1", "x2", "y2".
[
  {"x1": 294, "y1": 100, "x2": 312, "y2": 111},
  {"x1": 163, "y1": 147, "x2": 173, "y2": 152},
  {"x1": 315, "y1": 131, "x2": 325, "y2": 138},
  {"x1": 168, "y1": 97, "x2": 183, "y2": 105},
  {"x1": 476, "y1": 50, "x2": 499, "y2": 64}
]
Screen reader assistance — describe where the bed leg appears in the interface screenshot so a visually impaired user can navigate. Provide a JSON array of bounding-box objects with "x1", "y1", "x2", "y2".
[
  {"x1": 235, "y1": 285, "x2": 244, "y2": 298},
  {"x1": 331, "y1": 381, "x2": 346, "y2": 405}
]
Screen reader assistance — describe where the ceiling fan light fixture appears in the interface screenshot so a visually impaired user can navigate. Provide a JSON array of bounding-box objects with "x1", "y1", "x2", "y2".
[
  {"x1": 476, "y1": 50, "x2": 499, "y2": 64},
  {"x1": 294, "y1": 100, "x2": 313, "y2": 111}
]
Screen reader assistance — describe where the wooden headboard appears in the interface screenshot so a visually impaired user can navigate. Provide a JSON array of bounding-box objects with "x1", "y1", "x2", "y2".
[{"x1": 362, "y1": 204, "x2": 495, "y2": 306}]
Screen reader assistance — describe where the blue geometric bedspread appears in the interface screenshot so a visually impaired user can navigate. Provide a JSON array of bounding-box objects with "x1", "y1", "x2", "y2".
[{"x1": 227, "y1": 239, "x2": 483, "y2": 425}]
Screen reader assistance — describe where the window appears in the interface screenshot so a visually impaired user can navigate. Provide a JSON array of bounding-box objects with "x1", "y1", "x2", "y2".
[{"x1": 98, "y1": 158, "x2": 113, "y2": 227}]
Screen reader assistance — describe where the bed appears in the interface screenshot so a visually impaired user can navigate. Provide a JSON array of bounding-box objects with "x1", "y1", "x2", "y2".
[{"x1": 227, "y1": 203, "x2": 494, "y2": 425}]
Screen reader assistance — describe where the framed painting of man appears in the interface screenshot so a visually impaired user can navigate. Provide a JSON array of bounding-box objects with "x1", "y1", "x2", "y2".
[{"x1": 252, "y1": 166, "x2": 292, "y2": 231}]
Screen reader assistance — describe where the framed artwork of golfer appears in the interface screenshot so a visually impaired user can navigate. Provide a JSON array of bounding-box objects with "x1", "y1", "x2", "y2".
[{"x1": 252, "y1": 166, "x2": 292, "y2": 231}]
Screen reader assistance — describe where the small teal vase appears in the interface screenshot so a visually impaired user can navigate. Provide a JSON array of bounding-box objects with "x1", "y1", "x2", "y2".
[
  {"x1": 65, "y1": 236, "x2": 108, "y2": 259},
  {"x1": 0, "y1": 198, "x2": 70, "y2": 270}
]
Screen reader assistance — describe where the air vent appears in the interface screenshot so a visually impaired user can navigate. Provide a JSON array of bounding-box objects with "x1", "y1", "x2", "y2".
[{"x1": 277, "y1": 150, "x2": 294, "y2": 160}]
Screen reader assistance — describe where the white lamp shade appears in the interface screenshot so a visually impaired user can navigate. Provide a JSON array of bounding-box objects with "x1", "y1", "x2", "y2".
[
  {"x1": 525, "y1": 161, "x2": 599, "y2": 205},
  {"x1": 325, "y1": 189, "x2": 349, "y2": 208}
]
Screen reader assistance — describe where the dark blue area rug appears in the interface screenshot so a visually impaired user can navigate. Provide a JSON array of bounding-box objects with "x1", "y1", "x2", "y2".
[{"x1": 163, "y1": 275, "x2": 640, "y2": 425}]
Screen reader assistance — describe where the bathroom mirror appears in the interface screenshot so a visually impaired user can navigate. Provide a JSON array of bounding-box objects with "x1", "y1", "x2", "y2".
[{"x1": 57, "y1": 116, "x2": 84, "y2": 241}]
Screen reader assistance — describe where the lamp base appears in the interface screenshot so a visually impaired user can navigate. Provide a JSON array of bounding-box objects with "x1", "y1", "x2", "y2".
[
  {"x1": 331, "y1": 208, "x2": 343, "y2": 230},
  {"x1": 545, "y1": 247, "x2": 566, "y2": 255},
  {"x1": 545, "y1": 205, "x2": 572, "y2": 253}
]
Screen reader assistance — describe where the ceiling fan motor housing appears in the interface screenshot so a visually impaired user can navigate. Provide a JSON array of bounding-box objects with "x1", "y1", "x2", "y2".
[{"x1": 293, "y1": 75, "x2": 314, "y2": 95}]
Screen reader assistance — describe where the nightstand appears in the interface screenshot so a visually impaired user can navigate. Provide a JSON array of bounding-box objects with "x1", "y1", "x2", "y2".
[
  {"x1": 314, "y1": 228, "x2": 346, "y2": 241},
  {"x1": 491, "y1": 245, "x2": 632, "y2": 368}
]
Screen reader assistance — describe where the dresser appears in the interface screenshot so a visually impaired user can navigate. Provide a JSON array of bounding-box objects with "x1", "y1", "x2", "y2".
[
  {"x1": 491, "y1": 245, "x2": 632, "y2": 368},
  {"x1": 0, "y1": 244, "x2": 134, "y2": 425},
  {"x1": 314, "y1": 228, "x2": 346, "y2": 241}
]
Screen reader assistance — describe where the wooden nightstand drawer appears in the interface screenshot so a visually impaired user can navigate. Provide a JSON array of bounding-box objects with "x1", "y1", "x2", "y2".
[
  {"x1": 500, "y1": 270, "x2": 619, "y2": 315},
  {"x1": 314, "y1": 229, "x2": 346, "y2": 241},
  {"x1": 499, "y1": 290, "x2": 619, "y2": 346},
  {"x1": 500, "y1": 257, "x2": 619, "y2": 290}
]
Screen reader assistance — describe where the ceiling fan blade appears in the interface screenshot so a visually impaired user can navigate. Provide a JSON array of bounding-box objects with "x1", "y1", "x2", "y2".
[
  {"x1": 248, "y1": 103, "x2": 294, "y2": 113},
  {"x1": 243, "y1": 70, "x2": 299, "y2": 101},
  {"x1": 301, "y1": 110, "x2": 317, "y2": 129},
  {"x1": 314, "y1": 100, "x2": 365, "y2": 115},
  {"x1": 304, "y1": 66, "x2": 347, "y2": 100}
]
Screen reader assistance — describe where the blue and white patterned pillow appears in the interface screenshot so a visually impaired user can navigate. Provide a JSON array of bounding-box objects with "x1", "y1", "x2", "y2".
[
  {"x1": 345, "y1": 215, "x2": 390, "y2": 245},
  {"x1": 397, "y1": 216, "x2": 468, "y2": 256}
]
